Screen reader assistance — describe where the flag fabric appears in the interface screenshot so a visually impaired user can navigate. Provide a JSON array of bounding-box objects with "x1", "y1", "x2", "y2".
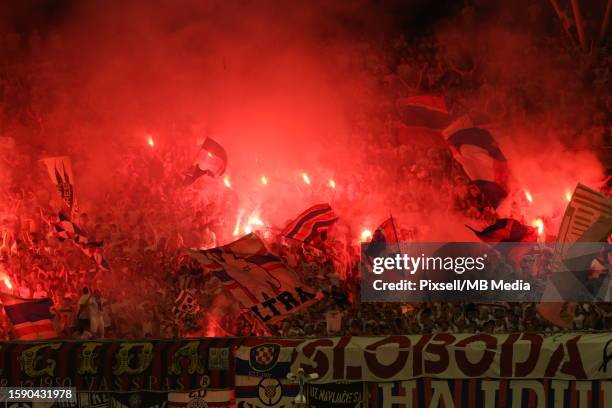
[
  {"x1": 186, "y1": 137, "x2": 228, "y2": 183},
  {"x1": 467, "y1": 218, "x2": 536, "y2": 243},
  {"x1": 397, "y1": 95, "x2": 452, "y2": 130},
  {"x1": 365, "y1": 217, "x2": 399, "y2": 259},
  {"x1": 539, "y1": 184, "x2": 612, "y2": 328},
  {"x1": 235, "y1": 339, "x2": 301, "y2": 407},
  {"x1": 189, "y1": 233, "x2": 319, "y2": 324},
  {"x1": 168, "y1": 389, "x2": 233, "y2": 408},
  {"x1": 555, "y1": 183, "x2": 612, "y2": 260},
  {"x1": 281, "y1": 203, "x2": 338, "y2": 244},
  {"x1": 172, "y1": 290, "x2": 201, "y2": 320},
  {"x1": 53, "y1": 212, "x2": 110, "y2": 270},
  {"x1": 0, "y1": 293, "x2": 57, "y2": 340},
  {"x1": 41, "y1": 156, "x2": 77, "y2": 211},
  {"x1": 444, "y1": 120, "x2": 509, "y2": 208}
]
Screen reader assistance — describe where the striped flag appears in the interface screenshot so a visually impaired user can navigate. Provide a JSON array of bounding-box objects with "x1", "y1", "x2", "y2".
[
  {"x1": 189, "y1": 233, "x2": 319, "y2": 324},
  {"x1": 555, "y1": 183, "x2": 612, "y2": 259},
  {"x1": 186, "y1": 137, "x2": 228, "y2": 184},
  {"x1": 0, "y1": 293, "x2": 57, "y2": 340},
  {"x1": 397, "y1": 95, "x2": 452, "y2": 130},
  {"x1": 53, "y1": 212, "x2": 110, "y2": 270},
  {"x1": 467, "y1": 218, "x2": 537, "y2": 243},
  {"x1": 41, "y1": 156, "x2": 77, "y2": 212},
  {"x1": 168, "y1": 389, "x2": 233, "y2": 408},
  {"x1": 444, "y1": 119, "x2": 509, "y2": 208},
  {"x1": 539, "y1": 184, "x2": 612, "y2": 327},
  {"x1": 281, "y1": 203, "x2": 338, "y2": 244}
]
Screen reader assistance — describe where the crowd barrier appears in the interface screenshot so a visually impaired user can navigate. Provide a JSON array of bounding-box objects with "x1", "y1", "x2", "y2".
[{"x1": 0, "y1": 333, "x2": 610, "y2": 407}]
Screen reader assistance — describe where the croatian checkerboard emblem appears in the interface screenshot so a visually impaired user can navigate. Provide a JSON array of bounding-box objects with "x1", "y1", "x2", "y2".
[{"x1": 249, "y1": 343, "x2": 281, "y2": 372}]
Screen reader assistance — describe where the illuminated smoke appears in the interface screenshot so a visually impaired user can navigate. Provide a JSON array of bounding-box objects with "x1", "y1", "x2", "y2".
[{"x1": 360, "y1": 229, "x2": 372, "y2": 242}]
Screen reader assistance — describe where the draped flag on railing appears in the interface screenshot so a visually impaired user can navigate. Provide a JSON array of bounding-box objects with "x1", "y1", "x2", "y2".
[
  {"x1": 281, "y1": 203, "x2": 338, "y2": 244},
  {"x1": 444, "y1": 118, "x2": 509, "y2": 208},
  {"x1": 41, "y1": 156, "x2": 77, "y2": 212},
  {"x1": 53, "y1": 212, "x2": 110, "y2": 270},
  {"x1": 185, "y1": 137, "x2": 228, "y2": 184},
  {"x1": 0, "y1": 293, "x2": 57, "y2": 340},
  {"x1": 189, "y1": 233, "x2": 319, "y2": 324}
]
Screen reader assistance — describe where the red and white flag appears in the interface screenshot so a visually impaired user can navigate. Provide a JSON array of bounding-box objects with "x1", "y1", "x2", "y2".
[{"x1": 0, "y1": 293, "x2": 57, "y2": 340}]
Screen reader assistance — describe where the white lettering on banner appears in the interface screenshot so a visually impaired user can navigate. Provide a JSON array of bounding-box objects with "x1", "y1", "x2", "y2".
[
  {"x1": 292, "y1": 333, "x2": 611, "y2": 382},
  {"x1": 372, "y1": 379, "x2": 610, "y2": 408}
]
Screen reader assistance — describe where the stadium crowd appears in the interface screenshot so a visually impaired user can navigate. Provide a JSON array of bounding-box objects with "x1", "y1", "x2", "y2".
[{"x1": 0, "y1": 11, "x2": 610, "y2": 340}]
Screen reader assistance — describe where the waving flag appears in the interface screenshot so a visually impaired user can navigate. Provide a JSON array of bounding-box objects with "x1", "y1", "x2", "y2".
[
  {"x1": 189, "y1": 233, "x2": 319, "y2": 324},
  {"x1": 467, "y1": 218, "x2": 537, "y2": 243},
  {"x1": 445, "y1": 120, "x2": 509, "y2": 208},
  {"x1": 281, "y1": 203, "x2": 338, "y2": 244},
  {"x1": 397, "y1": 95, "x2": 452, "y2": 130},
  {"x1": 41, "y1": 156, "x2": 77, "y2": 211},
  {"x1": 365, "y1": 217, "x2": 399, "y2": 258},
  {"x1": 186, "y1": 137, "x2": 228, "y2": 184},
  {"x1": 53, "y1": 212, "x2": 110, "y2": 270},
  {"x1": 0, "y1": 293, "x2": 57, "y2": 340},
  {"x1": 539, "y1": 185, "x2": 612, "y2": 327}
]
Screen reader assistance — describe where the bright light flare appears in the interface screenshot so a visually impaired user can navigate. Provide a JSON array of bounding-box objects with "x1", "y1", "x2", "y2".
[
  {"x1": 328, "y1": 179, "x2": 336, "y2": 189},
  {"x1": 565, "y1": 189, "x2": 572, "y2": 202},
  {"x1": 243, "y1": 213, "x2": 264, "y2": 235},
  {"x1": 261, "y1": 176, "x2": 268, "y2": 185},
  {"x1": 223, "y1": 176, "x2": 231, "y2": 188},
  {"x1": 2, "y1": 276, "x2": 12, "y2": 289},
  {"x1": 360, "y1": 229, "x2": 373, "y2": 242},
  {"x1": 531, "y1": 218, "x2": 544, "y2": 236},
  {"x1": 146, "y1": 136, "x2": 155, "y2": 147},
  {"x1": 524, "y1": 190, "x2": 533, "y2": 203},
  {"x1": 302, "y1": 172, "x2": 311, "y2": 185}
]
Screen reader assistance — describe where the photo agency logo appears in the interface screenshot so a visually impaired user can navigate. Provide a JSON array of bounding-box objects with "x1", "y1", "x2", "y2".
[{"x1": 361, "y1": 242, "x2": 611, "y2": 303}]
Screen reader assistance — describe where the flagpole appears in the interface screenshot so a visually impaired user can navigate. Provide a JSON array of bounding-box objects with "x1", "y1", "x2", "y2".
[{"x1": 389, "y1": 214, "x2": 402, "y2": 256}]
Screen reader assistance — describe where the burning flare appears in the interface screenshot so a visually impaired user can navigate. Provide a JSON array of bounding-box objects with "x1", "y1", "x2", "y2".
[
  {"x1": 524, "y1": 190, "x2": 533, "y2": 203},
  {"x1": 531, "y1": 218, "x2": 544, "y2": 236},
  {"x1": 2, "y1": 276, "x2": 12, "y2": 290},
  {"x1": 565, "y1": 189, "x2": 572, "y2": 202},
  {"x1": 261, "y1": 176, "x2": 268, "y2": 185},
  {"x1": 360, "y1": 229, "x2": 372, "y2": 242},
  {"x1": 146, "y1": 136, "x2": 155, "y2": 147},
  {"x1": 328, "y1": 179, "x2": 336, "y2": 189},
  {"x1": 302, "y1": 172, "x2": 311, "y2": 185},
  {"x1": 223, "y1": 176, "x2": 231, "y2": 188}
]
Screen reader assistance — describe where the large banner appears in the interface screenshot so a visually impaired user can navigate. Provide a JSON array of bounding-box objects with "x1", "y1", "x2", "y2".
[
  {"x1": 291, "y1": 333, "x2": 612, "y2": 382},
  {"x1": 369, "y1": 379, "x2": 610, "y2": 408},
  {"x1": 0, "y1": 339, "x2": 235, "y2": 392}
]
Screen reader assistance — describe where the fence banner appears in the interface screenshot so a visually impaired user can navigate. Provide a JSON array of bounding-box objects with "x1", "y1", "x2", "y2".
[
  {"x1": 291, "y1": 333, "x2": 612, "y2": 382},
  {"x1": 305, "y1": 382, "x2": 364, "y2": 408},
  {"x1": 369, "y1": 379, "x2": 611, "y2": 408},
  {"x1": 0, "y1": 339, "x2": 235, "y2": 392}
]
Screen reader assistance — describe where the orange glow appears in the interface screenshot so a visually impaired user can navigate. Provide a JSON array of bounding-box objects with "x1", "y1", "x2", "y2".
[
  {"x1": 223, "y1": 176, "x2": 231, "y2": 188},
  {"x1": 328, "y1": 179, "x2": 336, "y2": 189},
  {"x1": 360, "y1": 229, "x2": 372, "y2": 242},
  {"x1": 146, "y1": 136, "x2": 155, "y2": 147},
  {"x1": 302, "y1": 172, "x2": 311, "y2": 185},
  {"x1": 524, "y1": 190, "x2": 533, "y2": 203},
  {"x1": 531, "y1": 218, "x2": 544, "y2": 236},
  {"x1": 261, "y1": 176, "x2": 268, "y2": 185}
]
